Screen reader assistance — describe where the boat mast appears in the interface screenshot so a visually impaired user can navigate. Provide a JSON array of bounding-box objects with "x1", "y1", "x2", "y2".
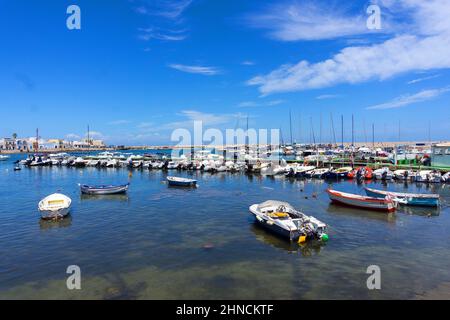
[
  {"x1": 330, "y1": 113, "x2": 336, "y2": 147},
  {"x1": 372, "y1": 123, "x2": 375, "y2": 148},
  {"x1": 351, "y1": 114, "x2": 354, "y2": 147},
  {"x1": 319, "y1": 112, "x2": 322, "y2": 146},
  {"x1": 35, "y1": 128, "x2": 39, "y2": 151},
  {"x1": 341, "y1": 115, "x2": 344, "y2": 148},
  {"x1": 87, "y1": 125, "x2": 90, "y2": 149},
  {"x1": 310, "y1": 117, "x2": 316, "y2": 146},
  {"x1": 289, "y1": 109, "x2": 293, "y2": 145},
  {"x1": 245, "y1": 115, "x2": 249, "y2": 155},
  {"x1": 298, "y1": 111, "x2": 302, "y2": 145}
]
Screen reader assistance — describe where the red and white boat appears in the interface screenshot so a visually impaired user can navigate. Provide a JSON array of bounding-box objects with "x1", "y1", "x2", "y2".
[{"x1": 326, "y1": 189, "x2": 397, "y2": 212}]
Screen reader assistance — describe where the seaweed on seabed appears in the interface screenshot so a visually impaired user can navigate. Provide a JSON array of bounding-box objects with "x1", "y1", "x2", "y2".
[{"x1": 102, "y1": 273, "x2": 147, "y2": 299}]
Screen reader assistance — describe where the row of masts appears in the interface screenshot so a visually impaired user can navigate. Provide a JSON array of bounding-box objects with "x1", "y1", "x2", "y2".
[{"x1": 281, "y1": 111, "x2": 432, "y2": 148}]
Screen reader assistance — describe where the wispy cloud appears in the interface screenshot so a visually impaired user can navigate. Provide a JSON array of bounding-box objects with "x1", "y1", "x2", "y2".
[
  {"x1": 241, "y1": 61, "x2": 255, "y2": 66},
  {"x1": 138, "y1": 27, "x2": 188, "y2": 41},
  {"x1": 133, "y1": 0, "x2": 192, "y2": 20},
  {"x1": 169, "y1": 64, "x2": 221, "y2": 75},
  {"x1": 316, "y1": 94, "x2": 341, "y2": 100},
  {"x1": 366, "y1": 87, "x2": 450, "y2": 110},
  {"x1": 238, "y1": 100, "x2": 285, "y2": 107},
  {"x1": 65, "y1": 133, "x2": 80, "y2": 140},
  {"x1": 108, "y1": 120, "x2": 131, "y2": 125},
  {"x1": 246, "y1": 1, "x2": 378, "y2": 41},
  {"x1": 85, "y1": 131, "x2": 104, "y2": 139},
  {"x1": 407, "y1": 74, "x2": 440, "y2": 84},
  {"x1": 247, "y1": 0, "x2": 450, "y2": 95}
]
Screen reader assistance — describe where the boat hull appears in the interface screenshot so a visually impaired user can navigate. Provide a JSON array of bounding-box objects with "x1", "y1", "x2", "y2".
[
  {"x1": 167, "y1": 180, "x2": 197, "y2": 187},
  {"x1": 40, "y1": 208, "x2": 70, "y2": 220},
  {"x1": 364, "y1": 187, "x2": 440, "y2": 207},
  {"x1": 80, "y1": 184, "x2": 129, "y2": 195},
  {"x1": 327, "y1": 189, "x2": 396, "y2": 212}
]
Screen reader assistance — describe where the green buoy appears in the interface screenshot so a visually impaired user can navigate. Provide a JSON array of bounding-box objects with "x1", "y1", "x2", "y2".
[{"x1": 321, "y1": 234, "x2": 329, "y2": 242}]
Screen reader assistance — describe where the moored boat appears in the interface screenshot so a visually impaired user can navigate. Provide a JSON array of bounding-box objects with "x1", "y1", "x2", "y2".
[
  {"x1": 323, "y1": 166, "x2": 353, "y2": 180},
  {"x1": 249, "y1": 200, "x2": 328, "y2": 243},
  {"x1": 364, "y1": 187, "x2": 440, "y2": 207},
  {"x1": 38, "y1": 193, "x2": 72, "y2": 219},
  {"x1": 167, "y1": 176, "x2": 197, "y2": 187},
  {"x1": 326, "y1": 188, "x2": 397, "y2": 212},
  {"x1": 79, "y1": 183, "x2": 129, "y2": 195}
]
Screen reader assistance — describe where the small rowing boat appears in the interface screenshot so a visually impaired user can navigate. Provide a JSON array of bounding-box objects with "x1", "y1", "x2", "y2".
[
  {"x1": 79, "y1": 183, "x2": 129, "y2": 195},
  {"x1": 364, "y1": 187, "x2": 440, "y2": 207},
  {"x1": 167, "y1": 176, "x2": 197, "y2": 187},
  {"x1": 38, "y1": 193, "x2": 72, "y2": 219},
  {"x1": 326, "y1": 189, "x2": 397, "y2": 212}
]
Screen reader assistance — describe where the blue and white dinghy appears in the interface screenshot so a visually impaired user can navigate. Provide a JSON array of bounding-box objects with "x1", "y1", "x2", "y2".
[
  {"x1": 80, "y1": 183, "x2": 129, "y2": 195},
  {"x1": 167, "y1": 176, "x2": 197, "y2": 187},
  {"x1": 364, "y1": 187, "x2": 440, "y2": 207}
]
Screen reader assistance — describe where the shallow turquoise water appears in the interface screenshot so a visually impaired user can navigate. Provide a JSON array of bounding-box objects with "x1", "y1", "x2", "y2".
[{"x1": 0, "y1": 152, "x2": 449, "y2": 299}]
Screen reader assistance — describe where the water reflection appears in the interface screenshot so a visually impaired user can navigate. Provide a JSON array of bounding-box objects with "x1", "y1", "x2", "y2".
[
  {"x1": 249, "y1": 223, "x2": 325, "y2": 256},
  {"x1": 80, "y1": 194, "x2": 129, "y2": 202},
  {"x1": 39, "y1": 215, "x2": 72, "y2": 230},
  {"x1": 326, "y1": 203, "x2": 397, "y2": 223}
]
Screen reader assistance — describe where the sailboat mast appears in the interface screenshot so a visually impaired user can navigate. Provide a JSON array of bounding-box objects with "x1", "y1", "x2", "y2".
[
  {"x1": 351, "y1": 114, "x2": 354, "y2": 147},
  {"x1": 310, "y1": 117, "x2": 316, "y2": 146},
  {"x1": 372, "y1": 123, "x2": 375, "y2": 148},
  {"x1": 289, "y1": 109, "x2": 293, "y2": 145},
  {"x1": 319, "y1": 112, "x2": 322, "y2": 145},
  {"x1": 330, "y1": 113, "x2": 336, "y2": 147},
  {"x1": 341, "y1": 115, "x2": 344, "y2": 148}
]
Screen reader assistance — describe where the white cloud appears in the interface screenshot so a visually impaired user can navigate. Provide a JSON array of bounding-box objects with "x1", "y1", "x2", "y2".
[
  {"x1": 246, "y1": 1, "x2": 376, "y2": 41},
  {"x1": 366, "y1": 87, "x2": 450, "y2": 110},
  {"x1": 85, "y1": 131, "x2": 104, "y2": 139},
  {"x1": 134, "y1": 0, "x2": 192, "y2": 20},
  {"x1": 138, "y1": 28, "x2": 187, "y2": 41},
  {"x1": 169, "y1": 64, "x2": 221, "y2": 75},
  {"x1": 407, "y1": 74, "x2": 440, "y2": 84},
  {"x1": 316, "y1": 94, "x2": 341, "y2": 100},
  {"x1": 65, "y1": 133, "x2": 80, "y2": 140},
  {"x1": 108, "y1": 120, "x2": 131, "y2": 125},
  {"x1": 241, "y1": 61, "x2": 255, "y2": 66},
  {"x1": 247, "y1": 0, "x2": 450, "y2": 95},
  {"x1": 238, "y1": 100, "x2": 285, "y2": 107}
]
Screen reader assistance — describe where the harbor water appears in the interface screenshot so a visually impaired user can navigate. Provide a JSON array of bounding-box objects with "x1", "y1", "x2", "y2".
[{"x1": 0, "y1": 152, "x2": 449, "y2": 299}]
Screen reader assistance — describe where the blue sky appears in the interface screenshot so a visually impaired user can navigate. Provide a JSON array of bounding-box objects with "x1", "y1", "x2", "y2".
[{"x1": 0, "y1": 0, "x2": 449, "y2": 145}]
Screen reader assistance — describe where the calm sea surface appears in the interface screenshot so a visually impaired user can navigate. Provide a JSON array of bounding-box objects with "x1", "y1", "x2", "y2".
[{"x1": 0, "y1": 151, "x2": 449, "y2": 299}]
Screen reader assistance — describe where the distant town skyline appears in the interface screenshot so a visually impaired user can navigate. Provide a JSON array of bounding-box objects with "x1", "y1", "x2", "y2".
[{"x1": 1, "y1": 0, "x2": 449, "y2": 145}]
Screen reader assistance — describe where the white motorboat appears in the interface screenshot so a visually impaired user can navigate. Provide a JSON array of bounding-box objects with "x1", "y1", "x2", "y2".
[
  {"x1": 38, "y1": 193, "x2": 72, "y2": 219},
  {"x1": 249, "y1": 200, "x2": 328, "y2": 243},
  {"x1": 0, "y1": 155, "x2": 10, "y2": 161},
  {"x1": 373, "y1": 167, "x2": 394, "y2": 180}
]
